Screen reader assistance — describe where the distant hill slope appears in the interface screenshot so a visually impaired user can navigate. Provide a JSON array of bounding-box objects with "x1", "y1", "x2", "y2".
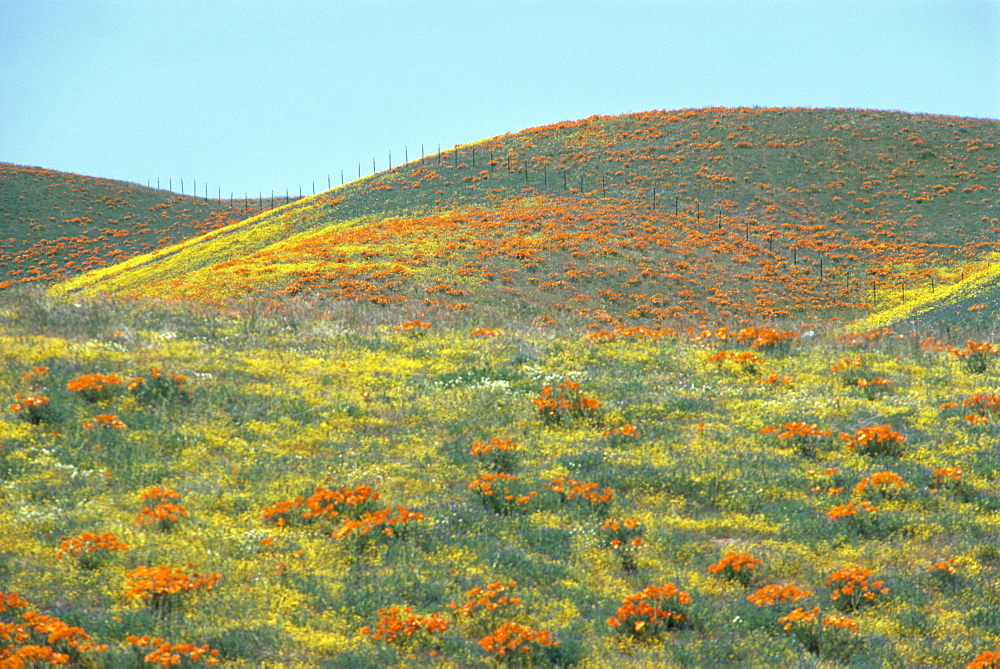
[
  {"x1": 0, "y1": 163, "x2": 279, "y2": 288},
  {"x1": 52, "y1": 108, "x2": 1000, "y2": 327}
]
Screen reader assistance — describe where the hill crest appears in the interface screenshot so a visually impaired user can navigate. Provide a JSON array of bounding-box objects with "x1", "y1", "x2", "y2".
[{"x1": 40, "y1": 107, "x2": 1000, "y2": 328}]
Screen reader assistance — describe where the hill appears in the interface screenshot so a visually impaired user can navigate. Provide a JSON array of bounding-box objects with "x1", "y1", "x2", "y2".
[
  {"x1": 4, "y1": 107, "x2": 1000, "y2": 667},
  {"x1": 54, "y1": 107, "x2": 1000, "y2": 329},
  {"x1": 0, "y1": 163, "x2": 282, "y2": 289}
]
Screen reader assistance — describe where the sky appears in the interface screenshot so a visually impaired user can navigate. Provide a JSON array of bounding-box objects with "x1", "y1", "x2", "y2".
[{"x1": 1, "y1": 0, "x2": 998, "y2": 198}]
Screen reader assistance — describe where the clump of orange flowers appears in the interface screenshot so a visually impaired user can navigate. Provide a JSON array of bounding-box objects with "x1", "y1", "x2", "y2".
[
  {"x1": 470, "y1": 326, "x2": 502, "y2": 337},
  {"x1": 359, "y1": 605, "x2": 449, "y2": 657},
  {"x1": 137, "y1": 486, "x2": 188, "y2": 531},
  {"x1": 708, "y1": 551, "x2": 763, "y2": 586},
  {"x1": 66, "y1": 372, "x2": 124, "y2": 402},
  {"x1": 479, "y1": 621, "x2": 560, "y2": 664},
  {"x1": 0, "y1": 591, "x2": 108, "y2": 666},
  {"x1": 931, "y1": 466, "x2": 963, "y2": 494},
  {"x1": 854, "y1": 471, "x2": 906, "y2": 500},
  {"x1": 599, "y1": 518, "x2": 644, "y2": 572},
  {"x1": 778, "y1": 606, "x2": 860, "y2": 660},
  {"x1": 607, "y1": 583, "x2": 691, "y2": 641},
  {"x1": 706, "y1": 349, "x2": 766, "y2": 375},
  {"x1": 826, "y1": 565, "x2": 889, "y2": 612},
  {"x1": 929, "y1": 557, "x2": 959, "y2": 590},
  {"x1": 126, "y1": 635, "x2": 220, "y2": 667},
  {"x1": 128, "y1": 368, "x2": 192, "y2": 404},
  {"x1": 448, "y1": 580, "x2": 520, "y2": 618},
  {"x1": 966, "y1": 650, "x2": 1000, "y2": 668},
  {"x1": 396, "y1": 319, "x2": 431, "y2": 334},
  {"x1": 470, "y1": 437, "x2": 520, "y2": 473},
  {"x1": 755, "y1": 372, "x2": 793, "y2": 386},
  {"x1": 747, "y1": 583, "x2": 813, "y2": 607},
  {"x1": 855, "y1": 376, "x2": 891, "y2": 400},
  {"x1": 532, "y1": 381, "x2": 602, "y2": 426},
  {"x1": 735, "y1": 325, "x2": 799, "y2": 351},
  {"x1": 56, "y1": 531, "x2": 129, "y2": 570},
  {"x1": 953, "y1": 340, "x2": 1000, "y2": 374},
  {"x1": 470, "y1": 473, "x2": 538, "y2": 515},
  {"x1": 83, "y1": 413, "x2": 127, "y2": 430},
  {"x1": 124, "y1": 563, "x2": 221, "y2": 617},
  {"x1": 922, "y1": 338, "x2": 1000, "y2": 374},
  {"x1": 838, "y1": 425, "x2": 906, "y2": 458},
  {"x1": 602, "y1": 423, "x2": 641, "y2": 448},
  {"x1": 960, "y1": 393, "x2": 1000, "y2": 424},
  {"x1": 8, "y1": 393, "x2": 55, "y2": 424},
  {"x1": 547, "y1": 477, "x2": 613, "y2": 509},
  {"x1": 332, "y1": 506, "x2": 425, "y2": 546},
  {"x1": 261, "y1": 485, "x2": 380, "y2": 527},
  {"x1": 827, "y1": 500, "x2": 879, "y2": 522},
  {"x1": 761, "y1": 422, "x2": 833, "y2": 457}
]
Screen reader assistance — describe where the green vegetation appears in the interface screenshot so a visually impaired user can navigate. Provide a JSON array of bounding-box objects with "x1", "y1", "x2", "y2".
[
  {"x1": 3, "y1": 107, "x2": 1000, "y2": 666},
  {"x1": 2, "y1": 288, "x2": 999, "y2": 666}
]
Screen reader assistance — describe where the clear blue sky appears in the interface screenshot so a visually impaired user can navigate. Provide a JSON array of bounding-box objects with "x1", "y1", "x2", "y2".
[{"x1": 2, "y1": 0, "x2": 998, "y2": 198}]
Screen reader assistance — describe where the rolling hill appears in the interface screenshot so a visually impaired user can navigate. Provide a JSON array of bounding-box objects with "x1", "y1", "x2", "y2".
[
  {"x1": 50, "y1": 107, "x2": 1000, "y2": 329},
  {"x1": 4, "y1": 108, "x2": 1000, "y2": 666},
  {"x1": 0, "y1": 163, "x2": 280, "y2": 289}
]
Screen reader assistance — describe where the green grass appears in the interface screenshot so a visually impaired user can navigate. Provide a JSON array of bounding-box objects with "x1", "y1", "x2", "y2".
[{"x1": 2, "y1": 287, "x2": 999, "y2": 666}]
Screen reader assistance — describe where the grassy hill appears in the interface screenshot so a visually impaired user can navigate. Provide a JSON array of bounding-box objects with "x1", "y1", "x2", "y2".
[
  {"x1": 3, "y1": 108, "x2": 1000, "y2": 667},
  {"x1": 0, "y1": 163, "x2": 283, "y2": 289},
  {"x1": 53, "y1": 107, "x2": 1000, "y2": 329}
]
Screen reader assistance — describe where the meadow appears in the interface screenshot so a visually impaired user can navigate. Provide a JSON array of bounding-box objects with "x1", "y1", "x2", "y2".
[
  {"x1": 2, "y1": 287, "x2": 999, "y2": 667},
  {"x1": 2, "y1": 107, "x2": 1000, "y2": 667}
]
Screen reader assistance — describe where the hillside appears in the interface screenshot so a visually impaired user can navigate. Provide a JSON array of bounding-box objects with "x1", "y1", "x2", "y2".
[
  {"x1": 0, "y1": 163, "x2": 278, "y2": 288},
  {"x1": 4, "y1": 107, "x2": 1000, "y2": 667},
  {"x1": 2, "y1": 289, "x2": 1000, "y2": 666},
  {"x1": 54, "y1": 107, "x2": 1000, "y2": 328}
]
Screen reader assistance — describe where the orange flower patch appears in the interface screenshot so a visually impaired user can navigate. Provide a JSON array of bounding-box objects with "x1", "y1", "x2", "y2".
[
  {"x1": 470, "y1": 473, "x2": 538, "y2": 515},
  {"x1": 448, "y1": 580, "x2": 520, "y2": 617},
  {"x1": 137, "y1": 486, "x2": 188, "y2": 531},
  {"x1": 126, "y1": 635, "x2": 220, "y2": 668},
  {"x1": 838, "y1": 425, "x2": 906, "y2": 458},
  {"x1": 479, "y1": 621, "x2": 559, "y2": 662},
  {"x1": 359, "y1": 605, "x2": 449, "y2": 654},
  {"x1": 532, "y1": 381, "x2": 602, "y2": 426},
  {"x1": 853, "y1": 471, "x2": 905, "y2": 499},
  {"x1": 747, "y1": 584, "x2": 813, "y2": 607},
  {"x1": 826, "y1": 565, "x2": 889, "y2": 612},
  {"x1": 607, "y1": 583, "x2": 692, "y2": 640},
  {"x1": 262, "y1": 485, "x2": 380, "y2": 527},
  {"x1": 66, "y1": 373, "x2": 124, "y2": 402},
  {"x1": 547, "y1": 477, "x2": 613, "y2": 508},
  {"x1": 761, "y1": 421, "x2": 833, "y2": 457},
  {"x1": 84, "y1": 413, "x2": 127, "y2": 430},
  {"x1": 8, "y1": 393, "x2": 55, "y2": 424},
  {"x1": 708, "y1": 551, "x2": 763, "y2": 585},
  {"x1": 124, "y1": 563, "x2": 220, "y2": 617},
  {"x1": 706, "y1": 349, "x2": 766, "y2": 375},
  {"x1": 599, "y1": 518, "x2": 644, "y2": 572},
  {"x1": 56, "y1": 531, "x2": 129, "y2": 570},
  {"x1": 469, "y1": 438, "x2": 520, "y2": 473},
  {"x1": 332, "y1": 506, "x2": 425, "y2": 543}
]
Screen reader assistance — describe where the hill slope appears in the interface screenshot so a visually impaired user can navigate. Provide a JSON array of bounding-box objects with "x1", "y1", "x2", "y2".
[
  {"x1": 0, "y1": 163, "x2": 278, "y2": 288},
  {"x1": 54, "y1": 108, "x2": 1000, "y2": 327}
]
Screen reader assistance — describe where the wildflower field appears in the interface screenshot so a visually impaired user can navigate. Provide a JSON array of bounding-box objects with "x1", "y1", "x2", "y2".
[
  {"x1": 2, "y1": 107, "x2": 1000, "y2": 666},
  {"x1": 2, "y1": 289, "x2": 1000, "y2": 667}
]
